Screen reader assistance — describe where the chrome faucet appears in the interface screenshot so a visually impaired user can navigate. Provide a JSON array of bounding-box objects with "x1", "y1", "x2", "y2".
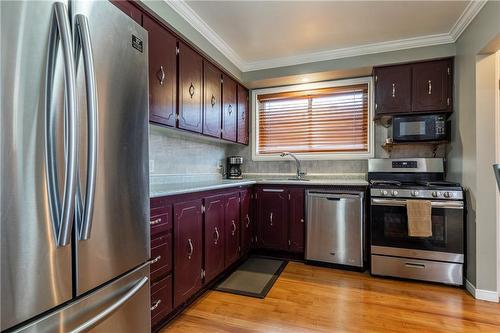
[{"x1": 280, "y1": 152, "x2": 307, "y2": 180}]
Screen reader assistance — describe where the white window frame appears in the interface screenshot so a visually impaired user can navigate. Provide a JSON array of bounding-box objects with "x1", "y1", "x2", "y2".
[{"x1": 251, "y1": 77, "x2": 374, "y2": 161}]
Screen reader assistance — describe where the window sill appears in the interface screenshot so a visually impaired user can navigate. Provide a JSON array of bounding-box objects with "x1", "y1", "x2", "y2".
[{"x1": 252, "y1": 151, "x2": 374, "y2": 161}]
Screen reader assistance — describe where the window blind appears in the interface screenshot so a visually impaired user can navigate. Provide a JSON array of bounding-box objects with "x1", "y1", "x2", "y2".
[{"x1": 257, "y1": 84, "x2": 369, "y2": 155}]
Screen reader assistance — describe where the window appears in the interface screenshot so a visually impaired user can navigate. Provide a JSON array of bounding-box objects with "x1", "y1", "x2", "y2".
[{"x1": 252, "y1": 77, "x2": 373, "y2": 160}]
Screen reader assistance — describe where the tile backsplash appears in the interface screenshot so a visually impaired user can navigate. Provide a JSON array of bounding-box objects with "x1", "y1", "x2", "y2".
[{"x1": 150, "y1": 122, "x2": 445, "y2": 182}]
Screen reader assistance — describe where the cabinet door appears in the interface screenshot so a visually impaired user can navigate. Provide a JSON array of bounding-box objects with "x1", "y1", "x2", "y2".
[
  {"x1": 240, "y1": 189, "x2": 252, "y2": 254},
  {"x1": 173, "y1": 199, "x2": 202, "y2": 308},
  {"x1": 143, "y1": 15, "x2": 177, "y2": 127},
  {"x1": 257, "y1": 188, "x2": 288, "y2": 250},
  {"x1": 203, "y1": 195, "x2": 225, "y2": 283},
  {"x1": 203, "y1": 61, "x2": 222, "y2": 137},
  {"x1": 222, "y1": 74, "x2": 237, "y2": 141},
  {"x1": 224, "y1": 192, "x2": 240, "y2": 267},
  {"x1": 111, "y1": 0, "x2": 142, "y2": 24},
  {"x1": 288, "y1": 188, "x2": 305, "y2": 253},
  {"x1": 178, "y1": 43, "x2": 203, "y2": 133},
  {"x1": 411, "y1": 59, "x2": 452, "y2": 113},
  {"x1": 237, "y1": 85, "x2": 249, "y2": 144},
  {"x1": 374, "y1": 65, "x2": 411, "y2": 115}
]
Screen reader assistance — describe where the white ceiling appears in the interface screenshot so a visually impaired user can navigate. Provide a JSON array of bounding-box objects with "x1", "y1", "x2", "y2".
[{"x1": 168, "y1": 1, "x2": 486, "y2": 71}]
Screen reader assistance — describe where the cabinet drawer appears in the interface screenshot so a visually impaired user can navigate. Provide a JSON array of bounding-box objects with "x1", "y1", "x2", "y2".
[
  {"x1": 151, "y1": 274, "x2": 173, "y2": 327},
  {"x1": 150, "y1": 209, "x2": 172, "y2": 237},
  {"x1": 151, "y1": 233, "x2": 172, "y2": 281}
]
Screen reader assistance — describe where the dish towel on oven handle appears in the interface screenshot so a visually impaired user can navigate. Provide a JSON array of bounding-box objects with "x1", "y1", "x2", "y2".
[{"x1": 407, "y1": 200, "x2": 433, "y2": 237}]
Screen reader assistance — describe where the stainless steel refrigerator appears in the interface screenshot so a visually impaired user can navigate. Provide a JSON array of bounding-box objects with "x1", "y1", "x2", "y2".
[{"x1": 1, "y1": 0, "x2": 150, "y2": 331}]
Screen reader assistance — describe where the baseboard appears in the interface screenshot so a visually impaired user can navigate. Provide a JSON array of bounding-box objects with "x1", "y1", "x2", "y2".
[{"x1": 465, "y1": 279, "x2": 499, "y2": 302}]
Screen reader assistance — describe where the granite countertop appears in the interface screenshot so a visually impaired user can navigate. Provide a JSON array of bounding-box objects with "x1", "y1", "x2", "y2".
[{"x1": 150, "y1": 176, "x2": 369, "y2": 198}]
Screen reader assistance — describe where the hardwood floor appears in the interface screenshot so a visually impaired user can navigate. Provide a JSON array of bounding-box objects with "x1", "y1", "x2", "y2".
[{"x1": 161, "y1": 261, "x2": 500, "y2": 332}]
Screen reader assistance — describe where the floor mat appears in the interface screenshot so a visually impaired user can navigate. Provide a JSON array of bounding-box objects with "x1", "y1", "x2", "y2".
[{"x1": 213, "y1": 257, "x2": 288, "y2": 298}]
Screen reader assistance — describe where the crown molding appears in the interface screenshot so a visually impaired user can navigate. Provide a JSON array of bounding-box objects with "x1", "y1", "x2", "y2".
[
  {"x1": 165, "y1": 0, "x2": 487, "y2": 73},
  {"x1": 241, "y1": 33, "x2": 454, "y2": 72},
  {"x1": 163, "y1": 0, "x2": 245, "y2": 70},
  {"x1": 449, "y1": 0, "x2": 488, "y2": 41}
]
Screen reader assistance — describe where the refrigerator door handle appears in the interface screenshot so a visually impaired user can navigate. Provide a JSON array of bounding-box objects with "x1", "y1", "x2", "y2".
[
  {"x1": 68, "y1": 276, "x2": 148, "y2": 333},
  {"x1": 45, "y1": 2, "x2": 78, "y2": 247},
  {"x1": 74, "y1": 14, "x2": 98, "y2": 241}
]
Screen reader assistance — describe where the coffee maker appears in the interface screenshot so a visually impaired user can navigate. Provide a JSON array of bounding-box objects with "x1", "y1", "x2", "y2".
[{"x1": 227, "y1": 156, "x2": 243, "y2": 179}]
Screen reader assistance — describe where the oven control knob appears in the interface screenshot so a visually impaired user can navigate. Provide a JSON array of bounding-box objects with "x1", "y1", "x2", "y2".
[
  {"x1": 444, "y1": 192, "x2": 451, "y2": 198},
  {"x1": 411, "y1": 190, "x2": 419, "y2": 197},
  {"x1": 432, "y1": 191, "x2": 440, "y2": 197},
  {"x1": 382, "y1": 190, "x2": 388, "y2": 196},
  {"x1": 391, "y1": 190, "x2": 398, "y2": 196}
]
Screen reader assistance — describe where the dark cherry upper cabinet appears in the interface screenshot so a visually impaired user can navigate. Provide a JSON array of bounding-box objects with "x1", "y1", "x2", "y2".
[
  {"x1": 257, "y1": 188, "x2": 288, "y2": 251},
  {"x1": 374, "y1": 64, "x2": 411, "y2": 116},
  {"x1": 173, "y1": 199, "x2": 202, "y2": 308},
  {"x1": 203, "y1": 195, "x2": 225, "y2": 283},
  {"x1": 288, "y1": 189, "x2": 305, "y2": 253},
  {"x1": 178, "y1": 43, "x2": 203, "y2": 133},
  {"x1": 111, "y1": 1, "x2": 142, "y2": 24},
  {"x1": 222, "y1": 74, "x2": 237, "y2": 141},
  {"x1": 411, "y1": 59, "x2": 452, "y2": 113},
  {"x1": 224, "y1": 192, "x2": 240, "y2": 267},
  {"x1": 203, "y1": 61, "x2": 222, "y2": 138},
  {"x1": 237, "y1": 85, "x2": 249, "y2": 145},
  {"x1": 239, "y1": 189, "x2": 252, "y2": 254},
  {"x1": 143, "y1": 15, "x2": 177, "y2": 127}
]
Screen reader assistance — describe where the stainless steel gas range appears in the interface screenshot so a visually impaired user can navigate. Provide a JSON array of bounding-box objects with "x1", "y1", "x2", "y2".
[{"x1": 368, "y1": 158, "x2": 465, "y2": 286}]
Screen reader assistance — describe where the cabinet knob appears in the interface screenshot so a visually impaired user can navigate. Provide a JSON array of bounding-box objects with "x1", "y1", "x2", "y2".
[
  {"x1": 189, "y1": 83, "x2": 195, "y2": 98},
  {"x1": 156, "y1": 65, "x2": 165, "y2": 86}
]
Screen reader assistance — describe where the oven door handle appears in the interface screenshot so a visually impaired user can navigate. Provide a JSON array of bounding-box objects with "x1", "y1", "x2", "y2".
[{"x1": 371, "y1": 198, "x2": 464, "y2": 210}]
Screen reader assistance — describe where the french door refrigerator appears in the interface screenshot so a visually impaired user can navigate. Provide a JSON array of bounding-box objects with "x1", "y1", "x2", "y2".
[{"x1": 1, "y1": 1, "x2": 150, "y2": 332}]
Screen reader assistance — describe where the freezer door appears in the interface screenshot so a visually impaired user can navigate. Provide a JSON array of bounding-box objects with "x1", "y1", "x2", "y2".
[
  {"x1": 12, "y1": 263, "x2": 151, "y2": 333},
  {"x1": 1, "y1": 1, "x2": 74, "y2": 330},
  {"x1": 71, "y1": 0, "x2": 150, "y2": 295}
]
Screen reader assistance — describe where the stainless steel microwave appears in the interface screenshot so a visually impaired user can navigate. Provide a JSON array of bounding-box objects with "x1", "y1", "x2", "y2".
[{"x1": 392, "y1": 114, "x2": 449, "y2": 142}]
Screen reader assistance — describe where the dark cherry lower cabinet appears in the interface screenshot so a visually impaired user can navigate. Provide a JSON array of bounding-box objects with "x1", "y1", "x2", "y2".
[
  {"x1": 203, "y1": 195, "x2": 225, "y2": 283},
  {"x1": 224, "y1": 192, "x2": 241, "y2": 267},
  {"x1": 288, "y1": 189, "x2": 305, "y2": 252},
  {"x1": 173, "y1": 199, "x2": 202, "y2": 308},
  {"x1": 257, "y1": 188, "x2": 288, "y2": 251},
  {"x1": 239, "y1": 189, "x2": 252, "y2": 254},
  {"x1": 178, "y1": 42, "x2": 203, "y2": 133},
  {"x1": 143, "y1": 15, "x2": 177, "y2": 127}
]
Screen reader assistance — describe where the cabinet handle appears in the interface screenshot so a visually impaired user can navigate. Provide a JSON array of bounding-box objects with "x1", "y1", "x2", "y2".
[
  {"x1": 150, "y1": 299, "x2": 161, "y2": 311},
  {"x1": 211, "y1": 94, "x2": 216, "y2": 107},
  {"x1": 241, "y1": 110, "x2": 245, "y2": 120},
  {"x1": 245, "y1": 214, "x2": 250, "y2": 228},
  {"x1": 150, "y1": 217, "x2": 161, "y2": 225},
  {"x1": 300, "y1": 218, "x2": 304, "y2": 223},
  {"x1": 187, "y1": 238, "x2": 194, "y2": 260},
  {"x1": 405, "y1": 263, "x2": 426, "y2": 269},
  {"x1": 189, "y1": 83, "x2": 195, "y2": 98},
  {"x1": 428, "y1": 80, "x2": 432, "y2": 95},
  {"x1": 391, "y1": 83, "x2": 396, "y2": 98},
  {"x1": 150, "y1": 255, "x2": 161, "y2": 264},
  {"x1": 270, "y1": 212, "x2": 273, "y2": 226},
  {"x1": 231, "y1": 220, "x2": 236, "y2": 236},
  {"x1": 156, "y1": 65, "x2": 165, "y2": 86},
  {"x1": 228, "y1": 104, "x2": 233, "y2": 114},
  {"x1": 214, "y1": 226, "x2": 220, "y2": 245}
]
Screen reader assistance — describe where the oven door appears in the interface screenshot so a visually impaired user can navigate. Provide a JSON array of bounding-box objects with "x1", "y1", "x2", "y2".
[{"x1": 370, "y1": 198, "x2": 464, "y2": 256}]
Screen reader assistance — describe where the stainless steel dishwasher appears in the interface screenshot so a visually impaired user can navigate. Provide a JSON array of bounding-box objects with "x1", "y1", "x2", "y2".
[{"x1": 305, "y1": 190, "x2": 365, "y2": 268}]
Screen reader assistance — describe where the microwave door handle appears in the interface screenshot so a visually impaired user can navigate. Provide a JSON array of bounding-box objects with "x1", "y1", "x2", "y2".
[
  {"x1": 45, "y1": 2, "x2": 78, "y2": 247},
  {"x1": 74, "y1": 14, "x2": 98, "y2": 241}
]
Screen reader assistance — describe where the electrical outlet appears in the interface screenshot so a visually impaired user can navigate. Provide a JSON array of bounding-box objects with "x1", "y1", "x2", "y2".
[{"x1": 149, "y1": 160, "x2": 155, "y2": 173}]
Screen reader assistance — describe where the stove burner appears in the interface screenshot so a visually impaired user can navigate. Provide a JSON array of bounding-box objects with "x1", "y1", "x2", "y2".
[
  {"x1": 370, "y1": 180, "x2": 402, "y2": 186},
  {"x1": 416, "y1": 181, "x2": 461, "y2": 187}
]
